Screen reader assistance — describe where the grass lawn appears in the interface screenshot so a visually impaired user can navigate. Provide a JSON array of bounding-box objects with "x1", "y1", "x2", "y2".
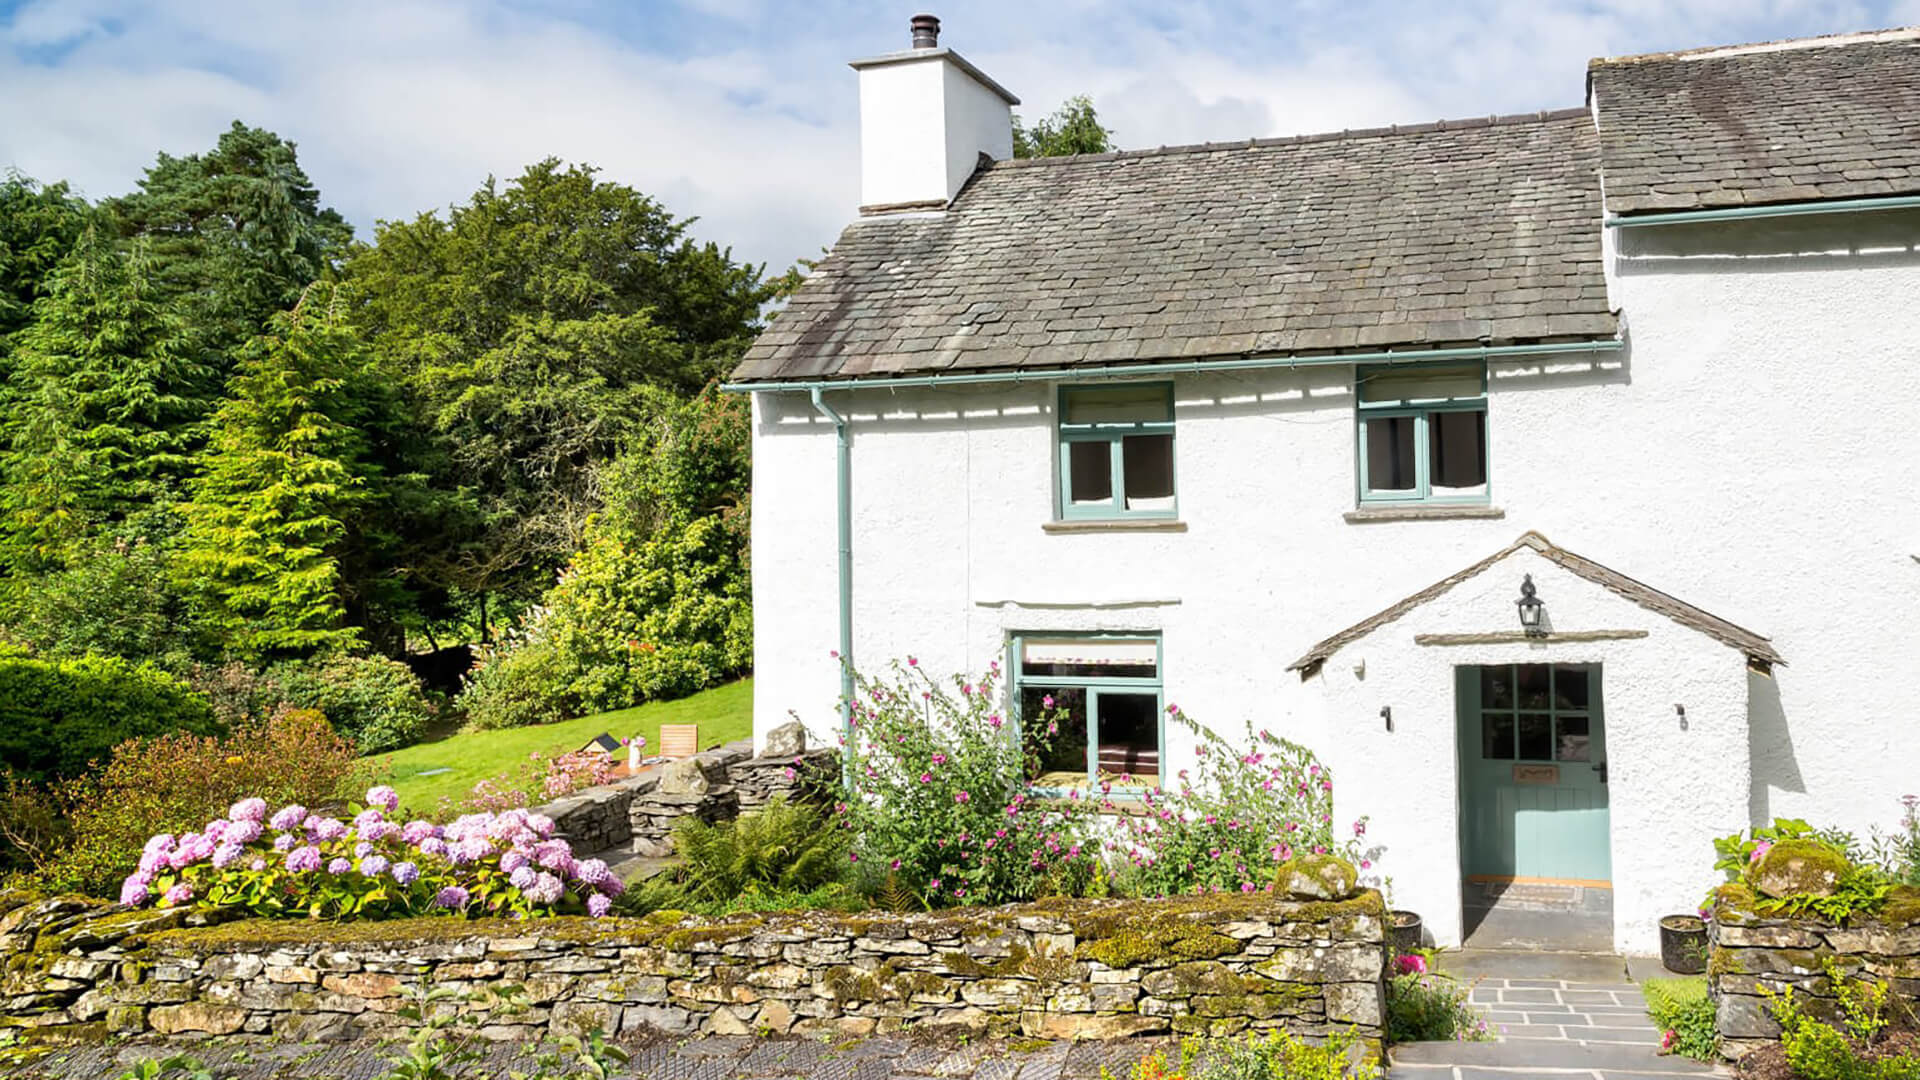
[{"x1": 375, "y1": 679, "x2": 754, "y2": 810}]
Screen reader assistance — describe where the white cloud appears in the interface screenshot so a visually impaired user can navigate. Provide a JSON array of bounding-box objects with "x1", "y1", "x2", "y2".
[{"x1": 0, "y1": 0, "x2": 1911, "y2": 275}]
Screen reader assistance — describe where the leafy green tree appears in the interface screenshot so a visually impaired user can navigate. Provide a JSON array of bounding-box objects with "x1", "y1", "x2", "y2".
[
  {"x1": 0, "y1": 229, "x2": 208, "y2": 570},
  {"x1": 343, "y1": 159, "x2": 771, "y2": 627},
  {"x1": 104, "y1": 122, "x2": 353, "y2": 366},
  {"x1": 1013, "y1": 95, "x2": 1116, "y2": 158},
  {"x1": 0, "y1": 172, "x2": 91, "y2": 355},
  {"x1": 176, "y1": 283, "x2": 371, "y2": 660}
]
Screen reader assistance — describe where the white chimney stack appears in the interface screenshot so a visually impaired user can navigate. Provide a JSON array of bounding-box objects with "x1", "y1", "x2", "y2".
[{"x1": 849, "y1": 14, "x2": 1020, "y2": 214}]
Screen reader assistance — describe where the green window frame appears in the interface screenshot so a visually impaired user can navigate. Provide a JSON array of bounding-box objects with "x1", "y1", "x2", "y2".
[
  {"x1": 1355, "y1": 363, "x2": 1489, "y2": 505},
  {"x1": 1056, "y1": 383, "x2": 1177, "y2": 521},
  {"x1": 1478, "y1": 664, "x2": 1594, "y2": 764},
  {"x1": 1009, "y1": 632, "x2": 1163, "y2": 795}
]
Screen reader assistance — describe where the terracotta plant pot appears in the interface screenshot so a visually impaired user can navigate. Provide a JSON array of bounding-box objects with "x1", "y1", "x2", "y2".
[
  {"x1": 1660, "y1": 914, "x2": 1708, "y2": 974},
  {"x1": 1390, "y1": 909, "x2": 1423, "y2": 954}
]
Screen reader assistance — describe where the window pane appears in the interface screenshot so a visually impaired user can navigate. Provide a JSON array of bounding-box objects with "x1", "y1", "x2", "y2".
[
  {"x1": 1068, "y1": 441, "x2": 1112, "y2": 505},
  {"x1": 1480, "y1": 665, "x2": 1513, "y2": 710},
  {"x1": 1517, "y1": 664, "x2": 1551, "y2": 709},
  {"x1": 1022, "y1": 686, "x2": 1086, "y2": 785},
  {"x1": 1122, "y1": 434, "x2": 1174, "y2": 511},
  {"x1": 1364, "y1": 416, "x2": 1416, "y2": 492},
  {"x1": 1021, "y1": 638, "x2": 1158, "y2": 680},
  {"x1": 1553, "y1": 666, "x2": 1590, "y2": 710},
  {"x1": 1556, "y1": 715, "x2": 1591, "y2": 762},
  {"x1": 1095, "y1": 692, "x2": 1160, "y2": 788},
  {"x1": 1359, "y1": 363, "x2": 1483, "y2": 406},
  {"x1": 1482, "y1": 714, "x2": 1515, "y2": 759},
  {"x1": 1063, "y1": 385, "x2": 1171, "y2": 425},
  {"x1": 1429, "y1": 409, "x2": 1487, "y2": 495},
  {"x1": 1518, "y1": 714, "x2": 1553, "y2": 760}
]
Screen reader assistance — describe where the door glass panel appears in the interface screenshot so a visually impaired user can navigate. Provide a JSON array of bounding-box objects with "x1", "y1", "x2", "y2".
[
  {"x1": 1428, "y1": 409, "x2": 1487, "y2": 495},
  {"x1": 1022, "y1": 686, "x2": 1086, "y2": 786},
  {"x1": 1482, "y1": 714, "x2": 1515, "y2": 759},
  {"x1": 1517, "y1": 664, "x2": 1551, "y2": 709},
  {"x1": 1517, "y1": 713, "x2": 1553, "y2": 760},
  {"x1": 1480, "y1": 666, "x2": 1513, "y2": 710},
  {"x1": 1121, "y1": 434, "x2": 1174, "y2": 510},
  {"x1": 1067, "y1": 442, "x2": 1112, "y2": 505},
  {"x1": 1553, "y1": 665, "x2": 1590, "y2": 710},
  {"x1": 1094, "y1": 692, "x2": 1160, "y2": 788},
  {"x1": 1556, "y1": 715, "x2": 1591, "y2": 762},
  {"x1": 1365, "y1": 416, "x2": 1416, "y2": 492}
]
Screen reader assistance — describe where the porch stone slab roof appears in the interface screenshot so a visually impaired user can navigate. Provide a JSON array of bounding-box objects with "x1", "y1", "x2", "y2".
[
  {"x1": 1286, "y1": 531, "x2": 1783, "y2": 672},
  {"x1": 1589, "y1": 29, "x2": 1920, "y2": 215},
  {"x1": 732, "y1": 110, "x2": 1616, "y2": 384}
]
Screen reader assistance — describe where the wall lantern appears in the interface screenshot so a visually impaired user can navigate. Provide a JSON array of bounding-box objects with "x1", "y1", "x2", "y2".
[{"x1": 1515, "y1": 574, "x2": 1546, "y2": 636}]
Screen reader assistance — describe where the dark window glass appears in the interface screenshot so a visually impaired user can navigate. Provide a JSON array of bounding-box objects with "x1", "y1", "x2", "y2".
[
  {"x1": 1518, "y1": 713, "x2": 1553, "y2": 760},
  {"x1": 1553, "y1": 666, "x2": 1590, "y2": 710},
  {"x1": 1021, "y1": 686, "x2": 1086, "y2": 782},
  {"x1": 1429, "y1": 409, "x2": 1487, "y2": 492},
  {"x1": 1517, "y1": 664, "x2": 1551, "y2": 709},
  {"x1": 1556, "y1": 715, "x2": 1591, "y2": 762},
  {"x1": 1366, "y1": 416, "x2": 1416, "y2": 491},
  {"x1": 1482, "y1": 714, "x2": 1515, "y2": 759},
  {"x1": 1095, "y1": 692, "x2": 1160, "y2": 784},
  {"x1": 1480, "y1": 666, "x2": 1513, "y2": 710},
  {"x1": 1122, "y1": 434, "x2": 1174, "y2": 508},
  {"x1": 1068, "y1": 442, "x2": 1111, "y2": 505}
]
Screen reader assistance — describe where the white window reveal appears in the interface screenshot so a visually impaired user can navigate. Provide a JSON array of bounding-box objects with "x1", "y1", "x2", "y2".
[
  {"x1": 1356, "y1": 363, "x2": 1489, "y2": 504},
  {"x1": 1012, "y1": 634, "x2": 1162, "y2": 792}
]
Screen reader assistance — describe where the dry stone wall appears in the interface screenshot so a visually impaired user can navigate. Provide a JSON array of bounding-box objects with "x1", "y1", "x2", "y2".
[
  {"x1": 1707, "y1": 890, "x2": 1920, "y2": 1060},
  {"x1": 0, "y1": 889, "x2": 1388, "y2": 1046}
]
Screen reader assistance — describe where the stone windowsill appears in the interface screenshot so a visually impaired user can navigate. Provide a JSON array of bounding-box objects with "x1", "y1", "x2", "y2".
[
  {"x1": 1342, "y1": 504, "x2": 1505, "y2": 524},
  {"x1": 1041, "y1": 519, "x2": 1188, "y2": 534}
]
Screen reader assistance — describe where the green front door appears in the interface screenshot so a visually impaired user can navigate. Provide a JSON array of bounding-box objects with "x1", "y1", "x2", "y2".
[{"x1": 1458, "y1": 663, "x2": 1611, "y2": 884}]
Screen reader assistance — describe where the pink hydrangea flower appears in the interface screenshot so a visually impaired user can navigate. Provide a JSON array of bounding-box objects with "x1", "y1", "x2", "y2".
[
  {"x1": 230, "y1": 798, "x2": 268, "y2": 823},
  {"x1": 269, "y1": 805, "x2": 307, "y2": 832},
  {"x1": 286, "y1": 846, "x2": 323, "y2": 873},
  {"x1": 587, "y1": 893, "x2": 613, "y2": 918},
  {"x1": 162, "y1": 883, "x2": 193, "y2": 906},
  {"x1": 365, "y1": 785, "x2": 400, "y2": 813},
  {"x1": 120, "y1": 876, "x2": 152, "y2": 906}
]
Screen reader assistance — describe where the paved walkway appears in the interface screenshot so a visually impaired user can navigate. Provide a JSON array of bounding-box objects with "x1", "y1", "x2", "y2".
[{"x1": 1388, "y1": 953, "x2": 1725, "y2": 1080}]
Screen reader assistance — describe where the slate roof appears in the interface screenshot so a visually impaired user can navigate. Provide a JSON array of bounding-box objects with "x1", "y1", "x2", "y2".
[
  {"x1": 1590, "y1": 29, "x2": 1920, "y2": 215},
  {"x1": 732, "y1": 110, "x2": 1617, "y2": 384},
  {"x1": 1285, "y1": 532, "x2": 1784, "y2": 673}
]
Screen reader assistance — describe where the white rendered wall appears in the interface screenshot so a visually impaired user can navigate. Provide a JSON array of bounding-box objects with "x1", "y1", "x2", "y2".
[
  {"x1": 747, "y1": 209, "x2": 1920, "y2": 953},
  {"x1": 855, "y1": 55, "x2": 1011, "y2": 209}
]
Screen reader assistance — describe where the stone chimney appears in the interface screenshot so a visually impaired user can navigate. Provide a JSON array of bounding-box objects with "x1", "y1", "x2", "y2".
[{"x1": 848, "y1": 14, "x2": 1020, "y2": 214}]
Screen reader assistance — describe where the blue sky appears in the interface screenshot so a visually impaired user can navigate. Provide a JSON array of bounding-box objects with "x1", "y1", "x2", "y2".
[{"x1": 3, "y1": 0, "x2": 1916, "y2": 272}]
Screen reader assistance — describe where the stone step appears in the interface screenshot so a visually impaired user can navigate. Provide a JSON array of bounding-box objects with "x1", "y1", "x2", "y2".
[{"x1": 1389, "y1": 1038, "x2": 1722, "y2": 1074}]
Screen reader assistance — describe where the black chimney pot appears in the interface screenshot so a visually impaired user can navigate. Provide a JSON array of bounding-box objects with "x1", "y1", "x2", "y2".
[{"x1": 910, "y1": 13, "x2": 940, "y2": 49}]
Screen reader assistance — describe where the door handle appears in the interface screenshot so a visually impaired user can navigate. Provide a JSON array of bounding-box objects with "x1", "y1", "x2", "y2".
[{"x1": 1592, "y1": 760, "x2": 1608, "y2": 784}]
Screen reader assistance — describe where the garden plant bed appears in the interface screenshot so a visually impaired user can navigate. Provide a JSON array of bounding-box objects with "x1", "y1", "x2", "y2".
[{"x1": 0, "y1": 887, "x2": 1391, "y2": 1048}]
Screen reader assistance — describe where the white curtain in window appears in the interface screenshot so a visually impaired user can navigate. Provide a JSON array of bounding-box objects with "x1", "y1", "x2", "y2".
[
  {"x1": 1063, "y1": 386, "x2": 1170, "y2": 425},
  {"x1": 1022, "y1": 638, "x2": 1158, "y2": 669},
  {"x1": 1359, "y1": 364, "x2": 1482, "y2": 405}
]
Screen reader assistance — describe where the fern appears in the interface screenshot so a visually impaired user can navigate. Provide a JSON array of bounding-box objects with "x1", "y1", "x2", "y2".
[
  {"x1": 669, "y1": 796, "x2": 849, "y2": 904},
  {"x1": 877, "y1": 871, "x2": 921, "y2": 914}
]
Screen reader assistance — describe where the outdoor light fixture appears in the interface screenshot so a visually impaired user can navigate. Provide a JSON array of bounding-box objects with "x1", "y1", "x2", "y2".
[{"x1": 1515, "y1": 574, "x2": 1546, "y2": 636}]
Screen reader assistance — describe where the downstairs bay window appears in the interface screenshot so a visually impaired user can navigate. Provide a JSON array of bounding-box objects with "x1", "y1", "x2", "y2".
[
  {"x1": 1356, "y1": 362, "x2": 1489, "y2": 504},
  {"x1": 1012, "y1": 634, "x2": 1162, "y2": 793}
]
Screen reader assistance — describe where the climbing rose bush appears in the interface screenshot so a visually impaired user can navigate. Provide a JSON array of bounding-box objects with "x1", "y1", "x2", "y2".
[
  {"x1": 1115, "y1": 707, "x2": 1381, "y2": 898},
  {"x1": 838, "y1": 658, "x2": 1105, "y2": 907},
  {"x1": 119, "y1": 786, "x2": 623, "y2": 919}
]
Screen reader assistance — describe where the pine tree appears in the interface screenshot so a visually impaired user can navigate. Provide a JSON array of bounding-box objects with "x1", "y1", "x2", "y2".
[
  {"x1": 177, "y1": 282, "x2": 370, "y2": 659},
  {"x1": 0, "y1": 228, "x2": 208, "y2": 569}
]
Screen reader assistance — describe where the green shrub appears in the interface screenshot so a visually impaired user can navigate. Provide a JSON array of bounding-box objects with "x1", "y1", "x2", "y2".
[
  {"x1": 0, "y1": 530, "x2": 202, "y2": 671},
  {"x1": 1767, "y1": 963, "x2": 1920, "y2": 1080},
  {"x1": 32, "y1": 707, "x2": 365, "y2": 897},
  {"x1": 265, "y1": 653, "x2": 437, "y2": 753},
  {"x1": 458, "y1": 632, "x2": 575, "y2": 730},
  {"x1": 1643, "y1": 976, "x2": 1717, "y2": 1061},
  {"x1": 1104, "y1": 1029, "x2": 1379, "y2": 1079},
  {"x1": 0, "y1": 653, "x2": 219, "y2": 783},
  {"x1": 670, "y1": 795, "x2": 848, "y2": 905}
]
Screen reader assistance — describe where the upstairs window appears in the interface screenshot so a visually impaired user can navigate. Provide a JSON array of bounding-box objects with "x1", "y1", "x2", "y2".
[
  {"x1": 1057, "y1": 384, "x2": 1176, "y2": 520},
  {"x1": 1356, "y1": 363, "x2": 1488, "y2": 504},
  {"x1": 1013, "y1": 634, "x2": 1161, "y2": 793}
]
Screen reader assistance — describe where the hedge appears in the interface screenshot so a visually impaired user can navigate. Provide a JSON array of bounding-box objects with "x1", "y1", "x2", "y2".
[{"x1": 0, "y1": 654, "x2": 221, "y2": 782}]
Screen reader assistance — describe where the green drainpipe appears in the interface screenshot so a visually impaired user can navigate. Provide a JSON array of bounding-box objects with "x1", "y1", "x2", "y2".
[{"x1": 808, "y1": 387, "x2": 855, "y2": 732}]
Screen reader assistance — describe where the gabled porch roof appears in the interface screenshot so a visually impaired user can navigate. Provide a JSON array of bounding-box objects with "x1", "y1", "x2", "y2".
[{"x1": 1286, "y1": 531, "x2": 1783, "y2": 673}]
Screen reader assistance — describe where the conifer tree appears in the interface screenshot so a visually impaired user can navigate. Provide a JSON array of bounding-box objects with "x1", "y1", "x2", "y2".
[
  {"x1": 177, "y1": 282, "x2": 369, "y2": 659},
  {"x1": 0, "y1": 228, "x2": 207, "y2": 569}
]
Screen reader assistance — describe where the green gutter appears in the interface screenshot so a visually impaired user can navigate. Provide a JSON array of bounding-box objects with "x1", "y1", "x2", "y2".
[
  {"x1": 807, "y1": 388, "x2": 856, "y2": 733},
  {"x1": 723, "y1": 339, "x2": 1623, "y2": 394},
  {"x1": 1606, "y1": 194, "x2": 1920, "y2": 228}
]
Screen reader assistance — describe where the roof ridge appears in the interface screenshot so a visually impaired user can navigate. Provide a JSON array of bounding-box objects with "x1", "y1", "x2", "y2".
[
  {"x1": 989, "y1": 106, "x2": 1591, "y2": 170},
  {"x1": 1590, "y1": 24, "x2": 1920, "y2": 67}
]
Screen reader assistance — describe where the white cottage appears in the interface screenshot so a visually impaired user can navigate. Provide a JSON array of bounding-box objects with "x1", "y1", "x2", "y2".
[{"x1": 726, "y1": 18, "x2": 1920, "y2": 955}]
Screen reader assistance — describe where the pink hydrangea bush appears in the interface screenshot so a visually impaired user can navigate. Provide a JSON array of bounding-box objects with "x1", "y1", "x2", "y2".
[
  {"x1": 837, "y1": 659, "x2": 1105, "y2": 907},
  {"x1": 119, "y1": 786, "x2": 623, "y2": 919},
  {"x1": 1113, "y1": 707, "x2": 1383, "y2": 897}
]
